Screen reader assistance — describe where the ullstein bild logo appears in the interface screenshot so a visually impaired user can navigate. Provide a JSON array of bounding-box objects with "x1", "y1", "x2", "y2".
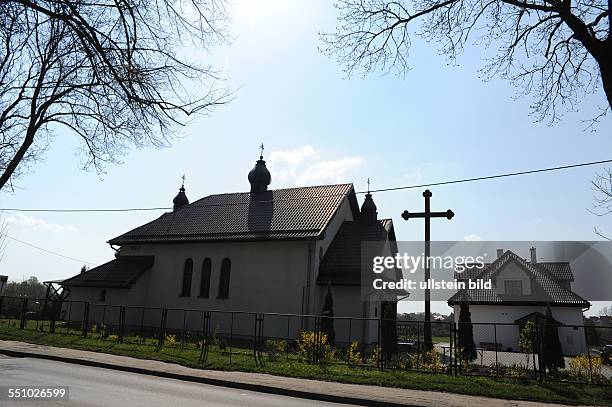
[{"x1": 360, "y1": 241, "x2": 612, "y2": 302}]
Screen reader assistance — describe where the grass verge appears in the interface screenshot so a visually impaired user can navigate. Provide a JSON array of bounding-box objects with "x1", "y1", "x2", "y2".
[{"x1": 0, "y1": 326, "x2": 611, "y2": 406}]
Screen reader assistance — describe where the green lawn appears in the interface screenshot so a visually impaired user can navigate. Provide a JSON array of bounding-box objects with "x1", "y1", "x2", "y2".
[{"x1": 0, "y1": 324, "x2": 611, "y2": 405}]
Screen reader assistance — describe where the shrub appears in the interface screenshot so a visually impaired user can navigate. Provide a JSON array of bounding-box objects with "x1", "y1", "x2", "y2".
[
  {"x1": 367, "y1": 345, "x2": 381, "y2": 366},
  {"x1": 507, "y1": 363, "x2": 533, "y2": 378},
  {"x1": 165, "y1": 334, "x2": 177, "y2": 346},
  {"x1": 265, "y1": 339, "x2": 287, "y2": 361},
  {"x1": 519, "y1": 321, "x2": 536, "y2": 368},
  {"x1": 569, "y1": 354, "x2": 602, "y2": 382},
  {"x1": 297, "y1": 330, "x2": 334, "y2": 362},
  {"x1": 420, "y1": 349, "x2": 444, "y2": 372},
  {"x1": 346, "y1": 341, "x2": 362, "y2": 365}
]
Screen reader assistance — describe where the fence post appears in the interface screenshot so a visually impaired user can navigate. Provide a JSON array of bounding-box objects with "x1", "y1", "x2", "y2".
[
  {"x1": 229, "y1": 312, "x2": 234, "y2": 366},
  {"x1": 377, "y1": 318, "x2": 382, "y2": 371},
  {"x1": 494, "y1": 323, "x2": 499, "y2": 377},
  {"x1": 49, "y1": 300, "x2": 57, "y2": 333},
  {"x1": 82, "y1": 302, "x2": 90, "y2": 338},
  {"x1": 19, "y1": 298, "x2": 28, "y2": 329},
  {"x1": 157, "y1": 308, "x2": 167, "y2": 350},
  {"x1": 448, "y1": 321, "x2": 453, "y2": 375},
  {"x1": 286, "y1": 314, "x2": 291, "y2": 361},
  {"x1": 253, "y1": 312, "x2": 259, "y2": 366},
  {"x1": 584, "y1": 324, "x2": 593, "y2": 383},
  {"x1": 199, "y1": 311, "x2": 210, "y2": 365},
  {"x1": 118, "y1": 306, "x2": 126, "y2": 342}
]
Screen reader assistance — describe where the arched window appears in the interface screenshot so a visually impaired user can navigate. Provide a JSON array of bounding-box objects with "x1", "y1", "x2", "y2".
[
  {"x1": 217, "y1": 258, "x2": 231, "y2": 299},
  {"x1": 180, "y1": 258, "x2": 193, "y2": 297},
  {"x1": 199, "y1": 258, "x2": 211, "y2": 298}
]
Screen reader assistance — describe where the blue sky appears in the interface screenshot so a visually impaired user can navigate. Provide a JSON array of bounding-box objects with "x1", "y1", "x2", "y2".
[{"x1": 1, "y1": 0, "x2": 611, "y2": 315}]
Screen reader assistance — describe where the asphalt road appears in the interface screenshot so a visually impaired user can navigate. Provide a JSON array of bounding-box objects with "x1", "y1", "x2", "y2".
[{"x1": 0, "y1": 355, "x2": 356, "y2": 407}]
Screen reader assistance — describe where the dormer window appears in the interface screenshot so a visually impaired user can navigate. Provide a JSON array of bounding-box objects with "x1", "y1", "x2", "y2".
[{"x1": 504, "y1": 280, "x2": 523, "y2": 296}]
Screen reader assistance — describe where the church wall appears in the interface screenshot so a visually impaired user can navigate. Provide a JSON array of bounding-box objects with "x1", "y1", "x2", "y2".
[{"x1": 111, "y1": 240, "x2": 312, "y2": 339}]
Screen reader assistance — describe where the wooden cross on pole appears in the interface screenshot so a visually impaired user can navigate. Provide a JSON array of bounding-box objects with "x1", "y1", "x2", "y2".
[{"x1": 401, "y1": 189, "x2": 454, "y2": 351}]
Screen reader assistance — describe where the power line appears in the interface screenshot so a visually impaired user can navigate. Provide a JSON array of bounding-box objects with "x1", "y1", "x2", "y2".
[
  {"x1": 5, "y1": 234, "x2": 94, "y2": 265},
  {"x1": 1, "y1": 157, "x2": 611, "y2": 213}
]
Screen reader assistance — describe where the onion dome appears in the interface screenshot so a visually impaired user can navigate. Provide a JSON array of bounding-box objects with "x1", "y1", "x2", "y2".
[
  {"x1": 248, "y1": 150, "x2": 271, "y2": 194},
  {"x1": 360, "y1": 193, "x2": 378, "y2": 225},
  {"x1": 172, "y1": 178, "x2": 189, "y2": 211}
]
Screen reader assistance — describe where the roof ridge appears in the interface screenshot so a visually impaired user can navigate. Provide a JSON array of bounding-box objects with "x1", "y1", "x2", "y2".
[{"x1": 188, "y1": 183, "x2": 354, "y2": 202}]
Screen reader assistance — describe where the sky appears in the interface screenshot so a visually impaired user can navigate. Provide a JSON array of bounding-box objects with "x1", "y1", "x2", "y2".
[{"x1": 1, "y1": 0, "x2": 611, "y2": 316}]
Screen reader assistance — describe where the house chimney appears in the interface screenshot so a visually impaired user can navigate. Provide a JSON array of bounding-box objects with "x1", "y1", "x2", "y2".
[
  {"x1": 496, "y1": 249, "x2": 504, "y2": 258},
  {"x1": 530, "y1": 247, "x2": 537, "y2": 264}
]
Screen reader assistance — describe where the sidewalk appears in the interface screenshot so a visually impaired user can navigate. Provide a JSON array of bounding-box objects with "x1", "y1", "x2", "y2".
[{"x1": 0, "y1": 339, "x2": 587, "y2": 407}]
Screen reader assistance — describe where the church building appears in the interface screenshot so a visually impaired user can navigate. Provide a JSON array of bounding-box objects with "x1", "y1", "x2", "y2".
[{"x1": 60, "y1": 152, "x2": 400, "y2": 344}]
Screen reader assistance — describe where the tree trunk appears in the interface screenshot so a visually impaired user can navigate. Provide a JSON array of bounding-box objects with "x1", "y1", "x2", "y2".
[{"x1": 599, "y1": 56, "x2": 612, "y2": 110}]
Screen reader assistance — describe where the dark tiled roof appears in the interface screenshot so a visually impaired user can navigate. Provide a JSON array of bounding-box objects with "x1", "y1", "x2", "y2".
[
  {"x1": 62, "y1": 256, "x2": 154, "y2": 288},
  {"x1": 317, "y1": 219, "x2": 395, "y2": 285},
  {"x1": 109, "y1": 184, "x2": 359, "y2": 244},
  {"x1": 448, "y1": 251, "x2": 589, "y2": 307},
  {"x1": 536, "y1": 262, "x2": 574, "y2": 281},
  {"x1": 456, "y1": 261, "x2": 574, "y2": 282},
  {"x1": 514, "y1": 311, "x2": 560, "y2": 325}
]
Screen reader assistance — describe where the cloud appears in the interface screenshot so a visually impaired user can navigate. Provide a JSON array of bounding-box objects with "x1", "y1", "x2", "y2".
[
  {"x1": 5, "y1": 213, "x2": 78, "y2": 232},
  {"x1": 463, "y1": 234, "x2": 483, "y2": 241},
  {"x1": 268, "y1": 145, "x2": 362, "y2": 186}
]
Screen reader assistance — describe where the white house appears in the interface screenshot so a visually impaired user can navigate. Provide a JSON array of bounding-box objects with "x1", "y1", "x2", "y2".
[
  {"x1": 60, "y1": 153, "x2": 400, "y2": 345},
  {"x1": 448, "y1": 248, "x2": 590, "y2": 355}
]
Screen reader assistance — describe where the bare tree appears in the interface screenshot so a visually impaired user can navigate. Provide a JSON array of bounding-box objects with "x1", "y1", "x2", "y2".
[
  {"x1": 320, "y1": 0, "x2": 611, "y2": 123},
  {"x1": 0, "y1": 0, "x2": 231, "y2": 191},
  {"x1": 592, "y1": 168, "x2": 612, "y2": 238}
]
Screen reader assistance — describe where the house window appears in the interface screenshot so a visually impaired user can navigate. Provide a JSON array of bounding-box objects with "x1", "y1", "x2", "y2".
[
  {"x1": 199, "y1": 258, "x2": 211, "y2": 298},
  {"x1": 217, "y1": 258, "x2": 231, "y2": 299},
  {"x1": 180, "y1": 258, "x2": 193, "y2": 297},
  {"x1": 99, "y1": 289, "x2": 106, "y2": 302},
  {"x1": 504, "y1": 280, "x2": 523, "y2": 296}
]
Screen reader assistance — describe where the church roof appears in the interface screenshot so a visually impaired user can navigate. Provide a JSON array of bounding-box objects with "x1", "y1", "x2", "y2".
[
  {"x1": 62, "y1": 256, "x2": 154, "y2": 288},
  {"x1": 109, "y1": 184, "x2": 360, "y2": 244},
  {"x1": 317, "y1": 219, "x2": 395, "y2": 285},
  {"x1": 448, "y1": 250, "x2": 589, "y2": 307}
]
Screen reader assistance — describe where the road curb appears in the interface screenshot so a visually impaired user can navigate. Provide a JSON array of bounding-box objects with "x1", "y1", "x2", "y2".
[{"x1": 0, "y1": 347, "x2": 415, "y2": 407}]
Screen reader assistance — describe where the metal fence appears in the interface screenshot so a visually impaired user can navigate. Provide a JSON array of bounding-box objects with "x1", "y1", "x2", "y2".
[{"x1": 0, "y1": 295, "x2": 610, "y2": 385}]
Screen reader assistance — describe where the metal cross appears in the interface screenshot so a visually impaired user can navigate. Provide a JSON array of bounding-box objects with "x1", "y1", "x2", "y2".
[
  {"x1": 367, "y1": 177, "x2": 371, "y2": 193},
  {"x1": 401, "y1": 189, "x2": 454, "y2": 351},
  {"x1": 259, "y1": 143, "x2": 265, "y2": 158},
  {"x1": 181, "y1": 174, "x2": 186, "y2": 188}
]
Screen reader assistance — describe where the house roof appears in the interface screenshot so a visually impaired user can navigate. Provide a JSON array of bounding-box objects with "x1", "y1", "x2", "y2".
[
  {"x1": 61, "y1": 256, "x2": 154, "y2": 288},
  {"x1": 448, "y1": 250, "x2": 589, "y2": 307},
  {"x1": 317, "y1": 219, "x2": 395, "y2": 286},
  {"x1": 514, "y1": 311, "x2": 561, "y2": 325},
  {"x1": 109, "y1": 184, "x2": 360, "y2": 245},
  {"x1": 455, "y1": 261, "x2": 574, "y2": 282}
]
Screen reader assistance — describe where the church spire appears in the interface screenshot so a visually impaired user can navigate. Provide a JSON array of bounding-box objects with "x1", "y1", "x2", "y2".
[
  {"x1": 248, "y1": 143, "x2": 271, "y2": 194},
  {"x1": 360, "y1": 178, "x2": 378, "y2": 225},
  {"x1": 172, "y1": 175, "x2": 189, "y2": 211}
]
